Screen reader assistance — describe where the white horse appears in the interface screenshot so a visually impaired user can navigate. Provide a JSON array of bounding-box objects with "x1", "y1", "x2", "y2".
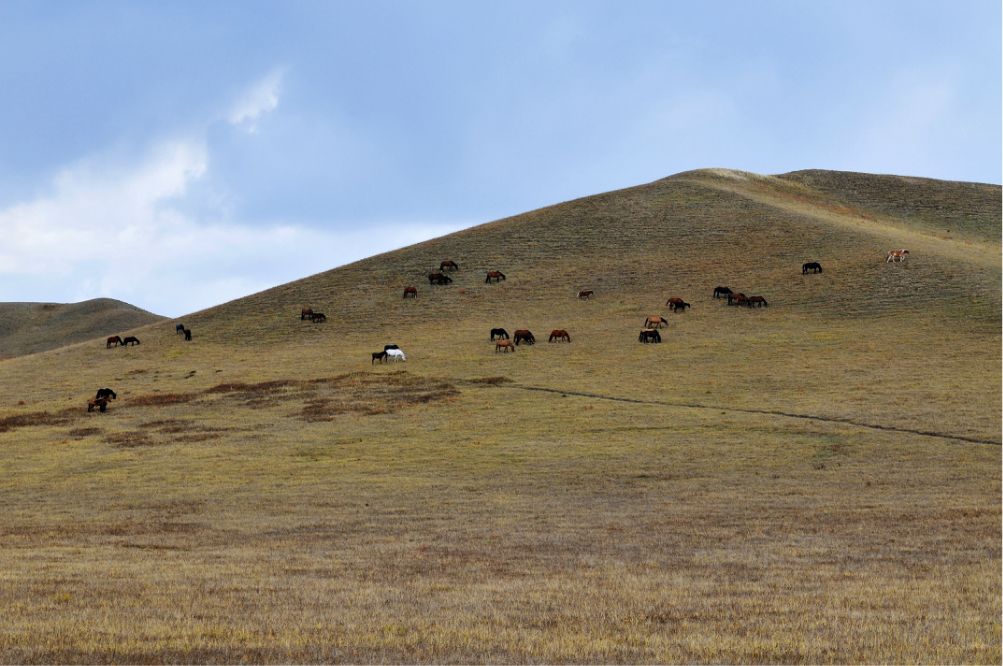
[{"x1": 386, "y1": 349, "x2": 407, "y2": 362}]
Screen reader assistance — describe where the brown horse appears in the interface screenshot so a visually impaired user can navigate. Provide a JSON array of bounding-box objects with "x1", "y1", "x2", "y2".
[
  {"x1": 548, "y1": 329, "x2": 571, "y2": 343},
  {"x1": 495, "y1": 339, "x2": 515, "y2": 352},
  {"x1": 310, "y1": 312, "x2": 327, "y2": 323},
  {"x1": 371, "y1": 350, "x2": 388, "y2": 364},
  {"x1": 746, "y1": 296, "x2": 768, "y2": 307},
  {"x1": 578, "y1": 289, "x2": 594, "y2": 299},
  {"x1": 886, "y1": 249, "x2": 910, "y2": 262},
  {"x1": 666, "y1": 297, "x2": 690, "y2": 311},
  {"x1": 300, "y1": 307, "x2": 314, "y2": 320},
  {"x1": 122, "y1": 336, "x2": 141, "y2": 346},
  {"x1": 727, "y1": 293, "x2": 747, "y2": 306},
  {"x1": 485, "y1": 270, "x2": 506, "y2": 283},
  {"x1": 638, "y1": 329, "x2": 661, "y2": 343},
  {"x1": 87, "y1": 397, "x2": 109, "y2": 413},
  {"x1": 644, "y1": 315, "x2": 668, "y2": 329},
  {"x1": 440, "y1": 260, "x2": 459, "y2": 271},
  {"x1": 403, "y1": 286, "x2": 418, "y2": 299},
  {"x1": 106, "y1": 336, "x2": 123, "y2": 348},
  {"x1": 513, "y1": 329, "x2": 535, "y2": 345},
  {"x1": 428, "y1": 272, "x2": 453, "y2": 285}
]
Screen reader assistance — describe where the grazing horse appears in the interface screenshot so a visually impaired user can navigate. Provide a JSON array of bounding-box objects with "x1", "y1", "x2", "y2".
[
  {"x1": 428, "y1": 272, "x2": 453, "y2": 285},
  {"x1": 300, "y1": 308, "x2": 314, "y2": 320},
  {"x1": 403, "y1": 286, "x2": 418, "y2": 299},
  {"x1": 371, "y1": 351, "x2": 388, "y2": 364},
  {"x1": 666, "y1": 297, "x2": 690, "y2": 311},
  {"x1": 106, "y1": 336, "x2": 123, "y2": 348},
  {"x1": 802, "y1": 262, "x2": 823, "y2": 274},
  {"x1": 638, "y1": 329, "x2": 661, "y2": 343},
  {"x1": 386, "y1": 349, "x2": 407, "y2": 362},
  {"x1": 727, "y1": 293, "x2": 747, "y2": 306},
  {"x1": 310, "y1": 312, "x2": 327, "y2": 323},
  {"x1": 440, "y1": 260, "x2": 459, "y2": 271},
  {"x1": 95, "y1": 388, "x2": 117, "y2": 401},
  {"x1": 713, "y1": 286, "x2": 733, "y2": 299},
  {"x1": 175, "y1": 323, "x2": 186, "y2": 335},
  {"x1": 485, "y1": 271, "x2": 506, "y2": 283},
  {"x1": 183, "y1": 327, "x2": 192, "y2": 341},
  {"x1": 548, "y1": 329, "x2": 571, "y2": 343},
  {"x1": 495, "y1": 339, "x2": 515, "y2": 353},
  {"x1": 746, "y1": 296, "x2": 768, "y2": 307},
  {"x1": 578, "y1": 290, "x2": 594, "y2": 300},
  {"x1": 87, "y1": 397, "x2": 109, "y2": 413},
  {"x1": 122, "y1": 336, "x2": 141, "y2": 346},
  {"x1": 644, "y1": 315, "x2": 668, "y2": 329},
  {"x1": 886, "y1": 249, "x2": 910, "y2": 262},
  {"x1": 513, "y1": 329, "x2": 535, "y2": 345},
  {"x1": 490, "y1": 328, "x2": 509, "y2": 341}
]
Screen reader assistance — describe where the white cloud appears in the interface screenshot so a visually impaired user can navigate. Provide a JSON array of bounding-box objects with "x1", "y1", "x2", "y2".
[{"x1": 227, "y1": 68, "x2": 284, "y2": 132}]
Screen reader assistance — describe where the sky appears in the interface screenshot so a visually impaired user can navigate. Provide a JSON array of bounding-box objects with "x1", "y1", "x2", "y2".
[{"x1": 0, "y1": 1, "x2": 999, "y2": 318}]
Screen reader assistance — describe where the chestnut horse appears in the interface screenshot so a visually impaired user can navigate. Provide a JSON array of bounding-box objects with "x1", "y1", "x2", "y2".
[
  {"x1": 495, "y1": 339, "x2": 515, "y2": 353},
  {"x1": 403, "y1": 286, "x2": 418, "y2": 299},
  {"x1": 548, "y1": 329, "x2": 571, "y2": 343},
  {"x1": 727, "y1": 293, "x2": 747, "y2": 306},
  {"x1": 485, "y1": 271, "x2": 506, "y2": 283},
  {"x1": 886, "y1": 249, "x2": 910, "y2": 262},
  {"x1": 106, "y1": 336, "x2": 123, "y2": 348},
  {"x1": 644, "y1": 315, "x2": 668, "y2": 329},
  {"x1": 440, "y1": 260, "x2": 459, "y2": 271}
]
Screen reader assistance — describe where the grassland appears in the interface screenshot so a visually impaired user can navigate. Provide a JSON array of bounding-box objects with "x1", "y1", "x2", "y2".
[{"x1": 0, "y1": 169, "x2": 999, "y2": 663}]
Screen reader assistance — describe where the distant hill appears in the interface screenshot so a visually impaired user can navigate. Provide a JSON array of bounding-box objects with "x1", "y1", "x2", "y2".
[{"x1": 0, "y1": 298, "x2": 164, "y2": 358}]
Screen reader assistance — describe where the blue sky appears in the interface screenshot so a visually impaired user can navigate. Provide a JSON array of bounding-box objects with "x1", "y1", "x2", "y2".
[{"x1": 0, "y1": 1, "x2": 999, "y2": 317}]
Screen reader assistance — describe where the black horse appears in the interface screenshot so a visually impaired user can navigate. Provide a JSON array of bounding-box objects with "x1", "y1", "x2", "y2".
[
  {"x1": 122, "y1": 336, "x2": 141, "y2": 346},
  {"x1": 95, "y1": 387, "x2": 117, "y2": 401},
  {"x1": 175, "y1": 323, "x2": 185, "y2": 335},
  {"x1": 183, "y1": 327, "x2": 192, "y2": 341},
  {"x1": 384, "y1": 344, "x2": 400, "y2": 352},
  {"x1": 371, "y1": 351, "x2": 388, "y2": 364},
  {"x1": 310, "y1": 312, "x2": 327, "y2": 323},
  {"x1": 713, "y1": 286, "x2": 733, "y2": 299},
  {"x1": 490, "y1": 328, "x2": 509, "y2": 341},
  {"x1": 802, "y1": 262, "x2": 823, "y2": 274},
  {"x1": 638, "y1": 329, "x2": 662, "y2": 343}
]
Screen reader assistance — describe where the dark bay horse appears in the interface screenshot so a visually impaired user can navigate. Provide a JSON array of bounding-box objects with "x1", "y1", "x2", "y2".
[
  {"x1": 578, "y1": 290, "x2": 594, "y2": 299},
  {"x1": 513, "y1": 329, "x2": 535, "y2": 345},
  {"x1": 746, "y1": 296, "x2": 768, "y2": 307},
  {"x1": 300, "y1": 307, "x2": 314, "y2": 320},
  {"x1": 371, "y1": 351, "x2": 388, "y2": 364},
  {"x1": 485, "y1": 271, "x2": 506, "y2": 283},
  {"x1": 440, "y1": 260, "x2": 459, "y2": 271},
  {"x1": 490, "y1": 328, "x2": 509, "y2": 340},
  {"x1": 638, "y1": 329, "x2": 661, "y2": 343},
  {"x1": 122, "y1": 336, "x2": 140, "y2": 346},
  {"x1": 87, "y1": 397, "x2": 110, "y2": 412},
  {"x1": 713, "y1": 286, "x2": 732, "y2": 299},
  {"x1": 183, "y1": 327, "x2": 192, "y2": 341},
  {"x1": 310, "y1": 312, "x2": 326, "y2": 323},
  {"x1": 95, "y1": 388, "x2": 117, "y2": 401},
  {"x1": 727, "y1": 293, "x2": 747, "y2": 306},
  {"x1": 802, "y1": 262, "x2": 823, "y2": 274},
  {"x1": 106, "y1": 336, "x2": 123, "y2": 348},
  {"x1": 548, "y1": 329, "x2": 571, "y2": 343},
  {"x1": 428, "y1": 272, "x2": 453, "y2": 285},
  {"x1": 666, "y1": 297, "x2": 690, "y2": 311}
]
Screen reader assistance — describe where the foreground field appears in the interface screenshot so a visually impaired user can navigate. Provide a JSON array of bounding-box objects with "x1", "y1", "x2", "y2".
[{"x1": 0, "y1": 169, "x2": 999, "y2": 663}]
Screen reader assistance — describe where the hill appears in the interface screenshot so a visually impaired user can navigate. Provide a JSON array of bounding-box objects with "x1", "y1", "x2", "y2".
[
  {"x1": 0, "y1": 298, "x2": 164, "y2": 359},
  {"x1": 0, "y1": 169, "x2": 998, "y2": 663}
]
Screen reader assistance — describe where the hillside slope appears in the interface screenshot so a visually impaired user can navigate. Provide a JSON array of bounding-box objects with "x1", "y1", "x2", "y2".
[
  {"x1": 0, "y1": 168, "x2": 998, "y2": 663},
  {"x1": 0, "y1": 298, "x2": 163, "y2": 358}
]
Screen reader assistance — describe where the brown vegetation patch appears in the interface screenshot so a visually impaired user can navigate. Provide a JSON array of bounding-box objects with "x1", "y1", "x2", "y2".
[
  {"x1": 296, "y1": 372, "x2": 459, "y2": 422},
  {"x1": 205, "y1": 379, "x2": 298, "y2": 394},
  {"x1": 67, "y1": 427, "x2": 102, "y2": 438},
  {"x1": 0, "y1": 411, "x2": 71, "y2": 433},
  {"x1": 468, "y1": 376, "x2": 513, "y2": 385},
  {"x1": 129, "y1": 392, "x2": 199, "y2": 406},
  {"x1": 104, "y1": 431, "x2": 156, "y2": 448}
]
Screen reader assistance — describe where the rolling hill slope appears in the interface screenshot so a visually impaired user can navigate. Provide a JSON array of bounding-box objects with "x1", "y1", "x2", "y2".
[
  {"x1": 0, "y1": 168, "x2": 998, "y2": 663},
  {"x1": 0, "y1": 298, "x2": 163, "y2": 358}
]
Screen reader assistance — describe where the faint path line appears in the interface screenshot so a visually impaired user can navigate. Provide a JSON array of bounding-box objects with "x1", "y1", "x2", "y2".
[{"x1": 467, "y1": 381, "x2": 1001, "y2": 446}]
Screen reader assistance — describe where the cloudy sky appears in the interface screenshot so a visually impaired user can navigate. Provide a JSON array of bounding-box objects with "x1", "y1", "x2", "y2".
[{"x1": 0, "y1": 1, "x2": 999, "y2": 317}]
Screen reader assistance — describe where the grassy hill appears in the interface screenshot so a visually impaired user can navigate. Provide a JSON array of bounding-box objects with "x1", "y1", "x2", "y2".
[
  {"x1": 0, "y1": 298, "x2": 163, "y2": 359},
  {"x1": 0, "y1": 169, "x2": 999, "y2": 663}
]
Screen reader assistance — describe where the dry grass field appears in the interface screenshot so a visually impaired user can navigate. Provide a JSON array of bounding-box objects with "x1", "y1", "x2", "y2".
[{"x1": 0, "y1": 169, "x2": 999, "y2": 663}]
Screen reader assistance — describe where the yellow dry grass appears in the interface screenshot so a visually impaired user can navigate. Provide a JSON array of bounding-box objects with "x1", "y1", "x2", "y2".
[{"x1": 0, "y1": 169, "x2": 999, "y2": 663}]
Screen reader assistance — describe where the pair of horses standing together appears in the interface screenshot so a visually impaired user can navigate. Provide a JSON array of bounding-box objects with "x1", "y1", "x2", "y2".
[
  {"x1": 726, "y1": 293, "x2": 768, "y2": 307},
  {"x1": 106, "y1": 336, "x2": 140, "y2": 348},
  {"x1": 175, "y1": 324, "x2": 193, "y2": 341},
  {"x1": 300, "y1": 308, "x2": 326, "y2": 323},
  {"x1": 372, "y1": 344, "x2": 406, "y2": 363}
]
